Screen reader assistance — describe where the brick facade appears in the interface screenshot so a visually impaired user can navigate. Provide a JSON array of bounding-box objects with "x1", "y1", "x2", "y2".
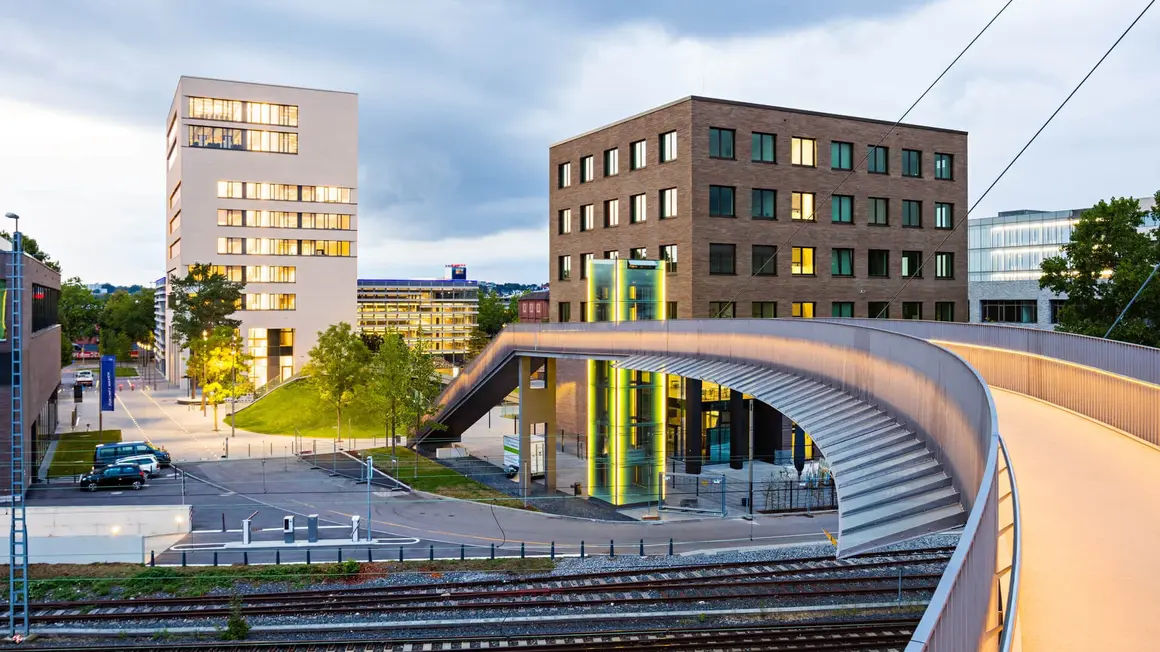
[{"x1": 548, "y1": 96, "x2": 968, "y2": 433}]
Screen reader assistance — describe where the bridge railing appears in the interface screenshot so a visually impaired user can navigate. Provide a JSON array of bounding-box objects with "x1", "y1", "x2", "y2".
[{"x1": 436, "y1": 319, "x2": 1003, "y2": 651}]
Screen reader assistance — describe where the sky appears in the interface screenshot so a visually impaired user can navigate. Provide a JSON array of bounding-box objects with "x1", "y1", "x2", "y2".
[{"x1": 0, "y1": 0, "x2": 1157, "y2": 286}]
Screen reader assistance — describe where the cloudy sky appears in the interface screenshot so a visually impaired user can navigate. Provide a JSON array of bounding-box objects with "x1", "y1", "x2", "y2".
[{"x1": 0, "y1": 0, "x2": 1157, "y2": 285}]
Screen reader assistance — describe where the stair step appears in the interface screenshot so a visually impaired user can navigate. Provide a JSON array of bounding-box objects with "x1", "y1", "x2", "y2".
[
  {"x1": 825, "y1": 430, "x2": 915, "y2": 464},
  {"x1": 830, "y1": 439, "x2": 924, "y2": 474},
  {"x1": 840, "y1": 458, "x2": 942, "y2": 498},
  {"x1": 842, "y1": 472, "x2": 953, "y2": 514},
  {"x1": 838, "y1": 502, "x2": 966, "y2": 557}
]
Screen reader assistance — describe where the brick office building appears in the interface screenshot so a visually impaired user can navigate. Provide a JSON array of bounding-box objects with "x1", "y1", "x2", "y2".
[
  {"x1": 0, "y1": 241, "x2": 62, "y2": 497},
  {"x1": 548, "y1": 96, "x2": 968, "y2": 433}
]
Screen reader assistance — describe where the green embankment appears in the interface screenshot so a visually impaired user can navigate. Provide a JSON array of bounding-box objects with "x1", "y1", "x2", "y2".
[{"x1": 47, "y1": 429, "x2": 123, "y2": 477}]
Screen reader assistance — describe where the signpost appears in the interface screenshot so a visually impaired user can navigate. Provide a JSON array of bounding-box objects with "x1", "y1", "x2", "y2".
[{"x1": 99, "y1": 355, "x2": 116, "y2": 433}]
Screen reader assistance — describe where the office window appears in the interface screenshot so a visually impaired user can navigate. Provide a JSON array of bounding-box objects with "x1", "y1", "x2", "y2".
[
  {"x1": 752, "y1": 245, "x2": 777, "y2": 276},
  {"x1": 832, "y1": 195, "x2": 853, "y2": 223},
  {"x1": 902, "y1": 200, "x2": 922, "y2": 227},
  {"x1": 868, "y1": 250, "x2": 889, "y2": 277},
  {"x1": 902, "y1": 302, "x2": 923, "y2": 320},
  {"x1": 217, "y1": 237, "x2": 243, "y2": 255},
  {"x1": 902, "y1": 251, "x2": 923, "y2": 278},
  {"x1": 667, "y1": 302, "x2": 679, "y2": 319},
  {"x1": 168, "y1": 211, "x2": 181, "y2": 234},
  {"x1": 604, "y1": 250, "x2": 619, "y2": 259},
  {"x1": 217, "y1": 209, "x2": 244, "y2": 227},
  {"x1": 935, "y1": 153, "x2": 954, "y2": 180},
  {"x1": 791, "y1": 191, "x2": 815, "y2": 221},
  {"x1": 630, "y1": 247, "x2": 647, "y2": 260},
  {"x1": 831, "y1": 302, "x2": 854, "y2": 318},
  {"x1": 709, "y1": 127, "x2": 735, "y2": 159},
  {"x1": 831, "y1": 248, "x2": 853, "y2": 277},
  {"x1": 558, "y1": 302, "x2": 571, "y2": 322},
  {"x1": 604, "y1": 148, "x2": 619, "y2": 176},
  {"x1": 752, "y1": 132, "x2": 776, "y2": 163},
  {"x1": 244, "y1": 129, "x2": 298, "y2": 154},
  {"x1": 558, "y1": 255, "x2": 571, "y2": 281},
  {"x1": 709, "y1": 186, "x2": 735, "y2": 217},
  {"x1": 709, "y1": 301, "x2": 736, "y2": 318},
  {"x1": 1050, "y1": 299, "x2": 1067, "y2": 324},
  {"x1": 580, "y1": 253, "x2": 593, "y2": 280},
  {"x1": 631, "y1": 193, "x2": 647, "y2": 223},
  {"x1": 868, "y1": 302, "x2": 890, "y2": 319},
  {"x1": 302, "y1": 185, "x2": 353, "y2": 203},
  {"x1": 169, "y1": 182, "x2": 181, "y2": 208},
  {"x1": 902, "y1": 149, "x2": 922, "y2": 177},
  {"x1": 752, "y1": 302, "x2": 777, "y2": 318},
  {"x1": 245, "y1": 266, "x2": 295, "y2": 283},
  {"x1": 217, "y1": 180, "x2": 243, "y2": 198},
  {"x1": 935, "y1": 252, "x2": 955, "y2": 279},
  {"x1": 789, "y1": 137, "x2": 816, "y2": 167},
  {"x1": 660, "y1": 131, "x2": 678, "y2": 162},
  {"x1": 751, "y1": 189, "x2": 776, "y2": 219},
  {"x1": 830, "y1": 141, "x2": 853, "y2": 170},
  {"x1": 631, "y1": 140, "x2": 647, "y2": 169},
  {"x1": 604, "y1": 199, "x2": 620, "y2": 227},
  {"x1": 299, "y1": 240, "x2": 351, "y2": 256},
  {"x1": 935, "y1": 302, "x2": 955, "y2": 322},
  {"x1": 558, "y1": 208, "x2": 572, "y2": 234},
  {"x1": 868, "y1": 145, "x2": 888, "y2": 174},
  {"x1": 244, "y1": 293, "x2": 297, "y2": 311},
  {"x1": 935, "y1": 202, "x2": 953, "y2": 229},
  {"x1": 558, "y1": 162, "x2": 571, "y2": 188},
  {"x1": 660, "y1": 188, "x2": 678, "y2": 219},
  {"x1": 580, "y1": 155, "x2": 594, "y2": 183},
  {"x1": 188, "y1": 125, "x2": 245, "y2": 150},
  {"x1": 300, "y1": 213, "x2": 352, "y2": 230},
  {"x1": 981, "y1": 300, "x2": 1036, "y2": 323},
  {"x1": 791, "y1": 302, "x2": 815, "y2": 318},
  {"x1": 709, "y1": 243, "x2": 736, "y2": 275},
  {"x1": 578, "y1": 301, "x2": 587, "y2": 322},
  {"x1": 661, "y1": 244, "x2": 678, "y2": 273},
  {"x1": 580, "y1": 204, "x2": 595, "y2": 231},
  {"x1": 791, "y1": 247, "x2": 815, "y2": 276},
  {"x1": 868, "y1": 197, "x2": 888, "y2": 225},
  {"x1": 168, "y1": 238, "x2": 181, "y2": 260}
]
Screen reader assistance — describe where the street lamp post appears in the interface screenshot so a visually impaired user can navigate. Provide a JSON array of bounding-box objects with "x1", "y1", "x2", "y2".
[{"x1": 231, "y1": 338, "x2": 237, "y2": 438}]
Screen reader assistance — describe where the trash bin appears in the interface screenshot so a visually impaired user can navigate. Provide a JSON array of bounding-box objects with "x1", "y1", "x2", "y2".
[
  {"x1": 572, "y1": 482, "x2": 582, "y2": 496},
  {"x1": 283, "y1": 515, "x2": 295, "y2": 544},
  {"x1": 73, "y1": 383, "x2": 83, "y2": 403}
]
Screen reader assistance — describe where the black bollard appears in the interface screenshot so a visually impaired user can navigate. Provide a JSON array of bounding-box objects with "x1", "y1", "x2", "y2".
[
  {"x1": 429, "y1": 545, "x2": 434, "y2": 561},
  {"x1": 460, "y1": 544, "x2": 465, "y2": 561},
  {"x1": 368, "y1": 548, "x2": 373, "y2": 563},
  {"x1": 307, "y1": 549, "x2": 311, "y2": 565},
  {"x1": 669, "y1": 538, "x2": 674, "y2": 556},
  {"x1": 581, "y1": 540, "x2": 585, "y2": 558},
  {"x1": 338, "y1": 548, "x2": 342, "y2": 563},
  {"x1": 490, "y1": 543, "x2": 495, "y2": 560},
  {"x1": 150, "y1": 550, "x2": 155, "y2": 567},
  {"x1": 640, "y1": 539, "x2": 645, "y2": 557},
  {"x1": 520, "y1": 542, "x2": 525, "y2": 559},
  {"x1": 181, "y1": 551, "x2": 187, "y2": 567},
  {"x1": 213, "y1": 552, "x2": 218, "y2": 567},
  {"x1": 243, "y1": 551, "x2": 248, "y2": 566},
  {"x1": 550, "y1": 542, "x2": 555, "y2": 560},
  {"x1": 275, "y1": 550, "x2": 280, "y2": 565},
  {"x1": 398, "y1": 547, "x2": 404, "y2": 563},
  {"x1": 609, "y1": 540, "x2": 614, "y2": 558}
]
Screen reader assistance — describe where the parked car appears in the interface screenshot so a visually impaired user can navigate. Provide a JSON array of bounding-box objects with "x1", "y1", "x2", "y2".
[
  {"x1": 94, "y1": 441, "x2": 172, "y2": 468},
  {"x1": 74, "y1": 370, "x2": 94, "y2": 387},
  {"x1": 78, "y1": 464, "x2": 147, "y2": 491},
  {"x1": 114, "y1": 454, "x2": 160, "y2": 478}
]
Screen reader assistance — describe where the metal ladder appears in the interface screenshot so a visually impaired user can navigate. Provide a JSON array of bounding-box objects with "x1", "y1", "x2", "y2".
[{"x1": 8, "y1": 235, "x2": 28, "y2": 637}]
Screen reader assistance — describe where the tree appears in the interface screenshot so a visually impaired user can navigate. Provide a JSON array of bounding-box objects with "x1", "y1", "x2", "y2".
[
  {"x1": 304, "y1": 322, "x2": 371, "y2": 442},
  {"x1": 477, "y1": 289, "x2": 521, "y2": 336},
  {"x1": 357, "y1": 331, "x2": 412, "y2": 454},
  {"x1": 465, "y1": 326, "x2": 490, "y2": 362},
  {"x1": 360, "y1": 332, "x2": 384, "y2": 353},
  {"x1": 1040, "y1": 193, "x2": 1160, "y2": 346},
  {"x1": 99, "y1": 329, "x2": 133, "y2": 362},
  {"x1": 407, "y1": 337, "x2": 446, "y2": 450},
  {"x1": 59, "y1": 277, "x2": 103, "y2": 365},
  {"x1": 199, "y1": 328, "x2": 252, "y2": 431},
  {"x1": 168, "y1": 264, "x2": 244, "y2": 396},
  {"x1": 1, "y1": 231, "x2": 60, "y2": 272},
  {"x1": 100, "y1": 288, "x2": 154, "y2": 341}
]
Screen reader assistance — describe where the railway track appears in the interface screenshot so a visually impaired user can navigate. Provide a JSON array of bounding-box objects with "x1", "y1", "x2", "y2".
[
  {"x1": 22, "y1": 548, "x2": 952, "y2": 625},
  {"x1": 23, "y1": 620, "x2": 921, "y2": 651}
]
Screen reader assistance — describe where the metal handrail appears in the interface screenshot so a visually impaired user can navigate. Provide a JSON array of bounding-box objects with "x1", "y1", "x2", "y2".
[{"x1": 997, "y1": 434, "x2": 1022, "y2": 652}]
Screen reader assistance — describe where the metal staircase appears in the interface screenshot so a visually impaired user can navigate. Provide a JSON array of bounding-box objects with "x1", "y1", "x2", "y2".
[{"x1": 7, "y1": 234, "x2": 29, "y2": 637}]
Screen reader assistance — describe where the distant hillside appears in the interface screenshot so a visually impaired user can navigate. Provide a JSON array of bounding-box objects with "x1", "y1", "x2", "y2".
[{"x1": 479, "y1": 281, "x2": 547, "y2": 297}]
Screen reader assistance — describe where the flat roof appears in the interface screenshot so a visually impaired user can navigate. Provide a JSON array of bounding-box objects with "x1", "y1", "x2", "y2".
[
  {"x1": 358, "y1": 279, "x2": 479, "y2": 287},
  {"x1": 178, "y1": 75, "x2": 357, "y2": 97},
  {"x1": 551, "y1": 95, "x2": 966, "y2": 148}
]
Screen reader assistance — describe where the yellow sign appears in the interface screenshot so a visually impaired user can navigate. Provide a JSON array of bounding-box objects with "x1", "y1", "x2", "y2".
[{"x1": 823, "y1": 528, "x2": 838, "y2": 547}]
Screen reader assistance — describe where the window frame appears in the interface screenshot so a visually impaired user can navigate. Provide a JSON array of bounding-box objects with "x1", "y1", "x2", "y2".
[
  {"x1": 935, "y1": 302, "x2": 955, "y2": 322},
  {"x1": 790, "y1": 246, "x2": 815, "y2": 276},
  {"x1": 709, "y1": 185, "x2": 736, "y2": 218},
  {"x1": 558, "y1": 208, "x2": 572, "y2": 235},
  {"x1": 902, "y1": 149, "x2": 923, "y2": 178},
  {"x1": 935, "y1": 202, "x2": 953, "y2": 229},
  {"x1": 752, "y1": 301, "x2": 777, "y2": 318},
  {"x1": 604, "y1": 199, "x2": 620, "y2": 228},
  {"x1": 709, "y1": 127, "x2": 735, "y2": 160},
  {"x1": 790, "y1": 137, "x2": 817, "y2": 167},
  {"x1": 867, "y1": 145, "x2": 889, "y2": 174},
  {"x1": 935, "y1": 152, "x2": 954, "y2": 180},
  {"x1": 831, "y1": 302, "x2": 854, "y2": 318},
  {"x1": 630, "y1": 140, "x2": 647, "y2": 170},
  {"x1": 868, "y1": 302, "x2": 890, "y2": 319},
  {"x1": 832, "y1": 194, "x2": 853, "y2": 224},
  {"x1": 901, "y1": 250, "x2": 923, "y2": 279},
  {"x1": 751, "y1": 132, "x2": 776, "y2": 163},
  {"x1": 660, "y1": 187, "x2": 678, "y2": 219},
  {"x1": 661, "y1": 244, "x2": 678, "y2": 273},
  {"x1": 557, "y1": 162, "x2": 571, "y2": 188},
  {"x1": 708, "y1": 243, "x2": 737, "y2": 275},
  {"x1": 791, "y1": 191, "x2": 816, "y2": 221},
  {"x1": 630, "y1": 193, "x2": 647, "y2": 223},
  {"x1": 791, "y1": 302, "x2": 816, "y2": 318},
  {"x1": 935, "y1": 252, "x2": 955, "y2": 279},
  {"x1": 830, "y1": 141, "x2": 853, "y2": 170},
  {"x1": 751, "y1": 188, "x2": 776, "y2": 220},
  {"x1": 902, "y1": 200, "x2": 923, "y2": 228},
  {"x1": 831, "y1": 248, "x2": 854, "y2": 277},
  {"x1": 902, "y1": 302, "x2": 923, "y2": 320},
  {"x1": 752, "y1": 245, "x2": 777, "y2": 276},
  {"x1": 603, "y1": 148, "x2": 619, "y2": 177},
  {"x1": 580, "y1": 253, "x2": 593, "y2": 280},
  {"x1": 709, "y1": 301, "x2": 736, "y2": 318},
  {"x1": 868, "y1": 249, "x2": 890, "y2": 278},
  {"x1": 868, "y1": 197, "x2": 889, "y2": 226},
  {"x1": 580, "y1": 155, "x2": 594, "y2": 183},
  {"x1": 660, "y1": 131, "x2": 678, "y2": 162},
  {"x1": 580, "y1": 204, "x2": 595, "y2": 232},
  {"x1": 558, "y1": 255, "x2": 571, "y2": 281}
]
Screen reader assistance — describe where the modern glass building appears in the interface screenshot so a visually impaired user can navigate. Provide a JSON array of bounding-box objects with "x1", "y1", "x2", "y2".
[
  {"x1": 356, "y1": 277, "x2": 479, "y2": 364},
  {"x1": 967, "y1": 197, "x2": 1157, "y2": 328},
  {"x1": 586, "y1": 259, "x2": 666, "y2": 505}
]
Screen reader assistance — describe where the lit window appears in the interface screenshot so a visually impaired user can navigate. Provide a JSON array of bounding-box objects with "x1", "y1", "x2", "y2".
[
  {"x1": 791, "y1": 247, "x2": 815, "y2": 276},
  {"x1": 660, "y1": 188, "x2": 677, "y2": 219},
  {"x1": 580, "y1": 204, "x2": 594, "y2": 231},
  {"x1": 604, "y1": 199, "x2": 619, "y2": 227},
  {"x1": 791, "y1": 302, "x2": 815, "y2": 318},
  {"x1": 217, "y1": 237, "x2": 243, "y2": 255},
  {"x1": 604, "y1": 148, "x2": 619, "y2": 176},
  {"x1": 660, "y1": 131, "x2": 677, "y2": 162},
  {"x1": 558, "y1": 162, "x2": 571, "y2": 188},
  {"x1": 580, "y1": 155, "x2": 594, "y2": 183},
  {"x1": 791, "y1": 192, "x2": 815, "y2": 221},
  {"x1": 558, "y1": 209, "x2": 572, "y2": 234},
  {"x1": 631, "y1": 140, "x2": 647, "y2": 169},
  {"x1": 631, "y1": 194, "x2": 647, "y2": 223},
  {"x1": 790, "y1": 137, "x2": 816, "y2": 167}
]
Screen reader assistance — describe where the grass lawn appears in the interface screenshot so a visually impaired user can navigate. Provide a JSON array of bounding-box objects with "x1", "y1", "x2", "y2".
[
  {"x1": 361, "y1": 446, "x2": 535, "y2": 510},
  {"x1": 230, "y1": 380, "x2": 386, "y2": 440},
  {"x1": 46, "y1": 429, "x2": 122, "y2": 478},
  {"x1": 78, "y1": 367, "x2": 138, "y2": 378},
  {"x1": 4, "y1": 558, "x2": 555, "y2": 602}
]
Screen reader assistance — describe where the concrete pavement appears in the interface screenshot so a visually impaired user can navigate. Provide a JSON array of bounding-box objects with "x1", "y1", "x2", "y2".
[{"x1": 994, "y1": 389, "x2": 1160, "y2": 652}]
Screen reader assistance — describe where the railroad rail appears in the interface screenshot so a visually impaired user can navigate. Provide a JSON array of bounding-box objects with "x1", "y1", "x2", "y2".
[
  {"x1": 23, "y1": 548, "x2": 953, "y2": 625},
  {"x1": 23, "y1": 620, "x2": 921, "y2": 651}
]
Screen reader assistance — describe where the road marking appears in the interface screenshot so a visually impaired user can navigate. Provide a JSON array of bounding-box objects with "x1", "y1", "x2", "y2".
[{"x1": 116, "y1": 394, "x2": 149, "y2": 440}]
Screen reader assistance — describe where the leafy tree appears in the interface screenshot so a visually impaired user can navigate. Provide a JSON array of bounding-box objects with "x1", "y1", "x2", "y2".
[
  {"x1": 407, "y1": 337, "x2": 446, "y2": 449},
  {"x1": 99, "y1": 329, "x2": 133, "y2": 362},
  {"x1": 477, "y1": 289, "x2": 521, "y2": 336},
  {"x1": 100, "y1": 288, "x2": 154, "y2": 343},
  {"x1": 59, "y1": 277, "x2": 103, "y2": 365},
  {"x1": 1040, "y1": 193, "x2": 1160, "y2": 346},
  {"x1": 357, "y1": 331, "x2": 413, "y2": 453},
  {"x1": 168, "y1": 264, "x2": 244, "y2": 396},
  {"x1": 304, "y1": 322, "x2": 371, "y2": 442},
  {"x1": 359, "y1": 332, "x2": 384, "y2": 353},
  {"x1": 199, "y1": 328, "x2": 252, "y2": 431},
  {"x1": 465, "y1": 326, "x2": 490, "y2": 362},
  {"x1": 0, "y1": 231, "x2": 60, "y2": 272}
]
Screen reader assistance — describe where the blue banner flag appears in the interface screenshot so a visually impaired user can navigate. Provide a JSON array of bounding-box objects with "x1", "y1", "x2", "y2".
[{"x1": 100, "y1": 355, "x2": 116, "y2": 412}]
